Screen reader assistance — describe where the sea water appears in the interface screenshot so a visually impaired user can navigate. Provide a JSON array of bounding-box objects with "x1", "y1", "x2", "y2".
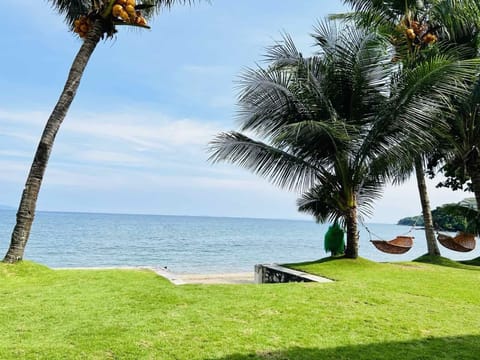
[{"x1": 0, "y1": 210, "x2": 475, "y2": 273}]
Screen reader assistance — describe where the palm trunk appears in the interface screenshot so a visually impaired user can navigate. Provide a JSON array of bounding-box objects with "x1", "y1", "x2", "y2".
[
  {"x1": 344, "y1": 203, "x2": 359, "y2": 259},
  {"x1": 414, "y1": 158, "x2": 440, "y2": 256},
  {"x1": 466, "y1": 159, "x2": 480, "y2": 211},
  {"x1": 466, "y1": 158, "x2": 480, "y2": 262},
  {"x1": 3, "y1": 21, "x2": 105, "y2": 263}
]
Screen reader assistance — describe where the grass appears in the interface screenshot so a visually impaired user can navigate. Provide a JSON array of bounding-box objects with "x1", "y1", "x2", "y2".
[
  {"x1": 460, "y1": 256, "x2": 480, "y2": 266},
  {"x1": 0, "y1": 258, "x2": 479, "y2": 359},
  {"x1": 414, "y1": 254, "x2": 480, "y2": 270}
]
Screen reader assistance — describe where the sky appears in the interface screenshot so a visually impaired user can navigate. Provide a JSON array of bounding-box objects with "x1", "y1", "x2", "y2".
[{"x1": 0, "y1": 0, "x2": 471, "y2": 223}]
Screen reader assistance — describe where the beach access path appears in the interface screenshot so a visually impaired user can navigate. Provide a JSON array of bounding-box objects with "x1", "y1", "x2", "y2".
[
  {"x1": 53, "y1": 266, "x2": 254, "y2": 285},
  {"x1": 54, "y1": 265, "x2": 333, "y2": 284}
]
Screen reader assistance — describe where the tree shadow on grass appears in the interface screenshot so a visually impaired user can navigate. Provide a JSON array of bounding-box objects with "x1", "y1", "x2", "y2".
[
  {"x1": 208, "y1": 335, "x2": 480, "y2": 360},
  {"x1": 414, "y1": 254, "x2": 480, "y2": 271},
  {"x1": 461, "y1": 256, "x2": 480, "y2": 267}
]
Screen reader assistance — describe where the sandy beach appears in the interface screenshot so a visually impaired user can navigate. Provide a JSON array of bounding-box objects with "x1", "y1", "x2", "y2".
[
  {"x1": 54, "y1": 266, "x2": 254, "y2": 285},
  {"x1": 175, "y1": 272, "x2": 254, "y2": 284},
  {"x1": 147, "y1": 267, "x2": 255, "y2": 285}
]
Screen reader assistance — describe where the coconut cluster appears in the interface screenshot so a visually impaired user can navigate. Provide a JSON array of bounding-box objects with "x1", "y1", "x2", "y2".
[
  {"x1": 73, "y1": 0, "x2": 148, "y2": 39},
  {"x1": 112, "y1": 0, "x2": 147, "y2": 26},
  {"x1": 73, "y1": 16, "x2": 93, "y2": 38},
  {"x1": 406, "y1": 20, "x2": 437, "y2": 45}
]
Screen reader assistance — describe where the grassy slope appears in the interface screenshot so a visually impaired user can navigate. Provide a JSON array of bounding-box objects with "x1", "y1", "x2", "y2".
[
  {"x1": 1, "y1": 259, "x2": 479, "y2": 359},
  {"x1": 460, "y1": 256, "x2": 480, "y2": 266}
]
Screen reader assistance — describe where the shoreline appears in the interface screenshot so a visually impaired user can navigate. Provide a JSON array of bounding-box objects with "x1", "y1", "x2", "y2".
[{"x1": 53, "y1": 266, "x2": 254, "y2": 285}]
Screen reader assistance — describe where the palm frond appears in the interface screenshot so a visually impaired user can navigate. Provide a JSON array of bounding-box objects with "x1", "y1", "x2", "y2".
[
  {"x1": 47, "y1": 0, "x2": 198, "y2": 27},
  {"x1": 393, "y1": 56, "x2": 479, "y2": 137},
  {"x1": 356, "y1": 173, "x2": 385, "y2": 219},
  {"x1": 311, "y1": 20, "x2": 342, "y2": 58},
  {"x1": 236, "y1": 67, "x2": 306, "y2": 136},
  {"x1": 313, "y1": 21, "x2": 393, "y2": 123},
  {"x1": 47, "y1": 0, "x2": 90, "y2": 26},
  {"x1": 297, "y1": 184, "x2": 347, "y2": 226},
  {"x1": 236, "y1": 57, "x2": 336, "y2": 140},
  {"x1": 264, "y1": 33, "x2": 302, "y2": 66},
  {"x1": 341, "y1": 0, "x2": 419, "y2": 29},
  {"x1": 208, "y1": 132, "x2": 320, "y2": 192},
  {"x1": 358, "y1": 55, "x2": 480, "y2": 170},
  {"x1": 140, "y1": 0, "x2": 199, "y2": 19},
  {"x1": 432, "y1": 0, "x2": 480, "y2": 54},
  {"x1": 271, "y1": 120, "x2": 351, "y2": 161},
  {"x1": 441, "y1": 203, "x2": 480, "y2": 235}
]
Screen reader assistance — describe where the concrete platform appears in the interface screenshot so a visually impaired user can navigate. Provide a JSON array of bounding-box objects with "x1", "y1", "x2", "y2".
[
  {"x1": 255, "y1": 263, "x2": 333, "y2": 284},
  {"x1": 54, "y1": 264, "x2": 331, "y2": 285}
]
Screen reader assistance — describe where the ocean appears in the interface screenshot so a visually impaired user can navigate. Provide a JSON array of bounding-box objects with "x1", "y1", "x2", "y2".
[{"x1": 0, "y1": 210, "x2": 475, "y2": 273}]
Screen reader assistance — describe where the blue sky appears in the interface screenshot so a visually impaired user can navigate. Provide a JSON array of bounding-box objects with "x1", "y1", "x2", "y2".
[{"x1": 0, "y1": 0, "x2": 470, "y2": 223}]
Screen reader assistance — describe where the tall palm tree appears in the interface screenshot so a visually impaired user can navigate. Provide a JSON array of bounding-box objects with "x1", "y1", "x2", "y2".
[
  {"x1": 427, "y1": 0, "x2": 480, "y2": 208},
  {"x1": 431, "y1": 80, "x2": 480, "y2": 208},
  {"x1": 3, "y1": 0, "x2": 194, "y2": 264},
  {"x1": 209, "y1": 21, "x2": 477, "y2": 258},
  {"x1": 342, "y1": 0, "x2": 480, "y2": 256}
]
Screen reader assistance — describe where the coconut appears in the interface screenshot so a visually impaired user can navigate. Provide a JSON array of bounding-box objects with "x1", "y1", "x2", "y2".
[
  {"x1": 125, "y1": 5, "x2": 136, "y2": 16},
  {"x1": 135, "y1": 16, "x2": 147, "y2": 26},
  {"x1": 424, "y1": 33, "x2": 437, "y2": 44},
  {"x1": 119, "y1": 10, "x2": 130, "y2": 22},
  {"x1": 112, "y1": 4, "x2": 123, "y2": 17},
  {"x1": 406, "y1": 28, "x2": 416, "y2": 40}
]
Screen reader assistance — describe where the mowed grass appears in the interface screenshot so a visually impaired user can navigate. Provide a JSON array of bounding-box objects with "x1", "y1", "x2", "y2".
[{"x1": 1, "y1": 258, "x2": 480, "y2": 359}]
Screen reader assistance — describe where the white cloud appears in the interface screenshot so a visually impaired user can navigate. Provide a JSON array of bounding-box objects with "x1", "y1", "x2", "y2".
[
  {"x1": 0, "y1": 150, "x2": 32, "y2": 158},
  {"x1": 0, "y1": 106, "x2": 223, "y2": 152},
  {"x1": 44, "y1": 167, "x2": 139, "y2": 189},
  {"x1": 136, "y1": 173, "x2": 286, "y2": 192},
  {"x1": 0, "y1": 160, "x2": 29, "y2": 183},
  {"x1": 0, "y1": 131, "x2": 38, "y2": 144},
  {"x1": 75, "y1": 150, "x2": 149, "y2": 166},
  {"x1": 1, "y1": 105, "x2": 472, "y2": 223},
  {"x1": 0, "y1": 109, "x2": 46, "y2": 125},
  {"x1": 65, "y1": 112, "x2": 222, "y2": 149}
]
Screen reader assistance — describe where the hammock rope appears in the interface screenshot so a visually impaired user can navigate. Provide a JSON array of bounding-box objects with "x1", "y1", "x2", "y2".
[{"x1": 362, "y1": 220, "x2": 416, "y2": 242}]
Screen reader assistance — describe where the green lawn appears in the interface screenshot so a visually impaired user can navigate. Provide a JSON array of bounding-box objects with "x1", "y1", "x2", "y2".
[{"x1": 1, "y1": 258, "x2": 479, "y2": 359}]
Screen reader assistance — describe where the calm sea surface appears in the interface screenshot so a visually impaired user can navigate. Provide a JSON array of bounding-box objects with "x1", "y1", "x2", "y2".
[{"x1": 0, "y1": 210, "x2": 475, "y2": 273}]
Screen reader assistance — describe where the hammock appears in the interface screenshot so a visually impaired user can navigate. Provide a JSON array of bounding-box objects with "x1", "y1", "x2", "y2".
[
  {"x1": 363, "y1": 222, "x2": 415, "y2": 254},
  {"x1": 370, "y1": 236, "x2": 414, "y2": 254},
  {"x1": 437, "y1": 232, "x2": 476, "y2": 252}
]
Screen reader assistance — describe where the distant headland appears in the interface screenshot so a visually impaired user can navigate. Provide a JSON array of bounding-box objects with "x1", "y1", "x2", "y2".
[{"x1": 397, "y1": 198, "x2": 476, "y2": 232}]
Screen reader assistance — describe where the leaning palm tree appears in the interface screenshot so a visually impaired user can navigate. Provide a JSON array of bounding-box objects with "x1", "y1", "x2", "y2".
[
  {"x1": 3, "y1": 0, "x2": 194, "y2": 263},
  {"x1": 209, "y1": 21, "x2": 478, "y2": 258}
]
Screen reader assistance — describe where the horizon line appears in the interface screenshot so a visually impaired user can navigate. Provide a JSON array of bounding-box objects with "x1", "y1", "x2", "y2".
[{"x1": 0, "y1": 207, "x2": 398, "y2": 225}]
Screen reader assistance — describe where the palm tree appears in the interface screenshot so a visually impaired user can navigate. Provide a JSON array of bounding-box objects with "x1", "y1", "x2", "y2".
[
  {"x1": 427, "y1": 1, "x2": 480, "y2": 208},
  {"x1": 431, "y1": 80, "x2": 480, "y2": 208},
  {"x1": 3, "y1": 0, "x2": 194, "y2": 263},
  {"x1": 341, "y1": 0, "x2": 480, "y2": 256},
  {"x1": 209, "y1": 21, "x2": 477, "y2": 258}
]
